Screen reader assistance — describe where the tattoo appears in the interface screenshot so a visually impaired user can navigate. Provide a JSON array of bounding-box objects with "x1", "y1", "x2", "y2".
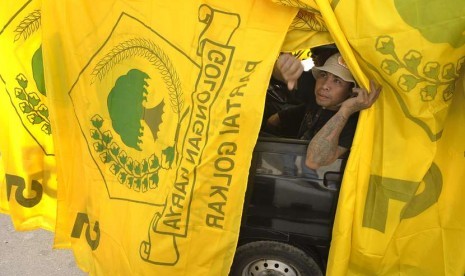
[{"x1": 306, "y1": 112, "x2": 348, "y2": 168}]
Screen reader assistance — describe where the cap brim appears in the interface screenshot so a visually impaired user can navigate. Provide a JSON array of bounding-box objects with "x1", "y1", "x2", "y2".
[{"x1": 311, "y1": 66, "x2": 355, "y2": 84}]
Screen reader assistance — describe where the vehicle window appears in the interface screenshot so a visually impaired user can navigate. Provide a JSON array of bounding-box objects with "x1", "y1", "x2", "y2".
[{"x1": 255, "y1": 150, "x2": 342, "y2": 180}]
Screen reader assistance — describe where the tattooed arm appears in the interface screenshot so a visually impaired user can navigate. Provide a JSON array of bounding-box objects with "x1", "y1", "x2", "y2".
[
  {"x1": 306, "y1": 80, "x2": 381, "y2": 169},
  {"x1": 305, "y1": 112, "x2": 349, "y2": 169}
]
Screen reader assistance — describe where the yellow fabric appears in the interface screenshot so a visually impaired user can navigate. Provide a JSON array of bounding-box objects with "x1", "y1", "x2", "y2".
[
  {"x1": 313, "y1": 0, "x2": 465, "y2": 275},
  {"x1": 277, "y1": 0, "x2": 334, "y2": 52},
  {"x1": 290, "y1": 48, "x2": 312, "y2": 60},
  {"x1": 0, "y1": 0, "x2": 57, "y2": 231},
  {"x1": 41, "y1": 0, "x2": 297, "y2": 274}
]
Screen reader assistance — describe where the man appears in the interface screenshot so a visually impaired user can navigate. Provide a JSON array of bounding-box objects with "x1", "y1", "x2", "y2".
[{"x1": 267, "y1": 52, "x2": 381, "y2": 169}]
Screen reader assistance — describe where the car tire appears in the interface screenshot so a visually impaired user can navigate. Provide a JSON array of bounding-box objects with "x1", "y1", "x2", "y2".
[{"x1": 230, "y1": 240, "x2": 323, "y2": 276}]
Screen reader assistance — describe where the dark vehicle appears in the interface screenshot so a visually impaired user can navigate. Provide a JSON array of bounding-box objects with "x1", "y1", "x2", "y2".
[{"x1": 230, "y1": 136, "x2": 346, "y2": 276}]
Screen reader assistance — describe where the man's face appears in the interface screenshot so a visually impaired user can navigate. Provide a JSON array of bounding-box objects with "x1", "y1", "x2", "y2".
[{"x1": 314, "y1": 70, "x2": 352, "y2": 110}]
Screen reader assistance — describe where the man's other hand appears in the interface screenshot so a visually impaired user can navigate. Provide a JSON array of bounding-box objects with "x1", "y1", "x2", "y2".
[
  {"x1": 340, "y1": 80, "x2": 382, "y2": 117},
  {"x1": 272, "y1": 53, "x2": 304, "y2": 91}
]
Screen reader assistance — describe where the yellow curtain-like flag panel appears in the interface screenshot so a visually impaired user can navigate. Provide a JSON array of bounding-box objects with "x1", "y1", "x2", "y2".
[
  {"x1": 319, "y1": 0, "x2": 465, "y2": 275},
  {"x1": 42, "y1": 0, "x2": 297, "y2": 274},
  {"x1": 0, "y1": 0, "x2": 57, "y2": 231}
]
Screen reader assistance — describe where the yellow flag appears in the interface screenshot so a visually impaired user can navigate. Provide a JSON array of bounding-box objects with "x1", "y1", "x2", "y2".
[
  {"x1": 314, "y1": 0, "x2": 465, "y2": 275},
  {"x1": 42, "y1": 1, "x2": 297, "y2": 274},
  {"x1": 0, "y1": 0, "x2": 57, "y2": 231}
]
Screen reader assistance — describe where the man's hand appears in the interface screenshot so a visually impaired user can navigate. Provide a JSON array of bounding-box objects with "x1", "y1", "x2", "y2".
[
  {"x1": 272, "y1": 53, "x2": 304, "y2": 91},
  {"x1": 340, "y1": 80, "x2": 382, "y2": 118}
]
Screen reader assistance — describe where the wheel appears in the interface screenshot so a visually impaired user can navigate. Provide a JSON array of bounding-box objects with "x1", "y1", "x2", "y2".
[{"x1": 230, "y1": 241, "x2": 323, "y2": 276}]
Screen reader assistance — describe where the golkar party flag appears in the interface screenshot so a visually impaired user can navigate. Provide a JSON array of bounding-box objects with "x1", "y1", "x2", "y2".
[
  {"x1": 41, "y1": 0, "x2": 302, "y2": 274},
  {"x1": 0, "y1": 0, "x2": 57, "y2": 231},
  {"x1": 314, "y1": 0, "x2": 465, "y2": 275}
]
